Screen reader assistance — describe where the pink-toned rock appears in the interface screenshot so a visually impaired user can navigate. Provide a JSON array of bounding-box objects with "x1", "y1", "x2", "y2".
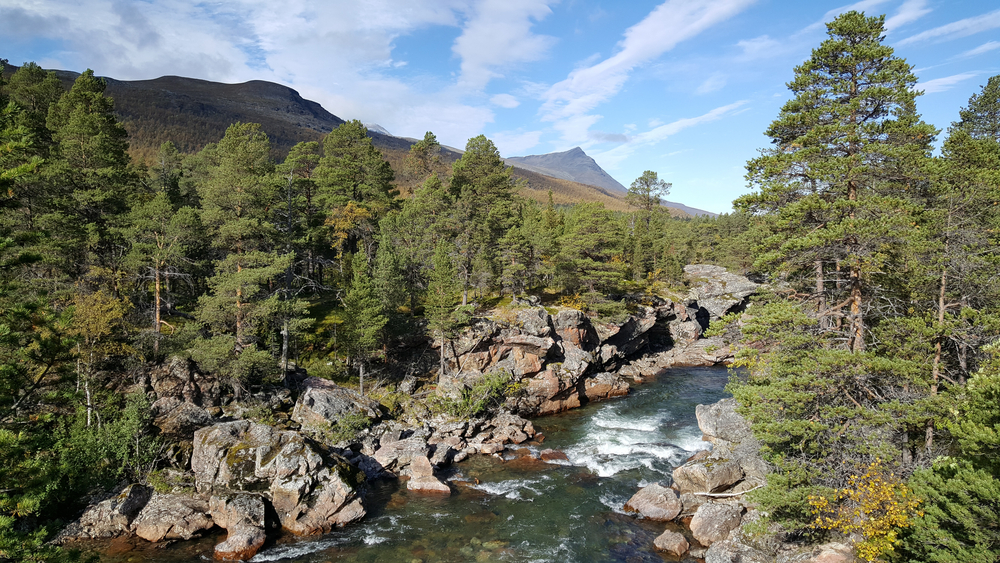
[
  {"x1": 480, "y1": 442, "x2": 504, "y2": 454},
  {"x1": 539, "y1": 449, "x2": 569, "y2": 462},
  {"x1": 583, "y1": 372, "x2": 629, "y2": 400},
  {"x1": 405, "y1": 455, "x2": 451, "y2": 494},
  {"x1": 806, "y1": 542, "x2": 855, "y2": 563},
  {"x1": 209, "y1": 494, "x2": 266, "y2": 561},
  {"x1": 132, "y1": 494, "x2": 212, "y2": 542},
  {"x1": 689, "y1": 502, "x2": 742, "y2": 547},
  {"x1": 624, "y1": 483, "x2": 682, "y2": 521},
  {"x1": 653, "y1": 529, "x2": 689, "y2": 556}
]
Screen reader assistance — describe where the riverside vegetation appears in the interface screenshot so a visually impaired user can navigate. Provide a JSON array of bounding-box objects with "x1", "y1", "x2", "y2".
[{"x1": 1, "y1": 10, "x2": 999, "y2": 563}]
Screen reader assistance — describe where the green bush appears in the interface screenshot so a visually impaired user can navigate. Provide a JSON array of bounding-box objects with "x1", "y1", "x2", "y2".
[{"x1": 431, "y1": 369, "x2": 520, "y2": 419}]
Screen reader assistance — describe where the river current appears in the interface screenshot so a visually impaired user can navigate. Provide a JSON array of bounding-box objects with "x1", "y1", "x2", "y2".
[{"x1": 114, "y1": 366, "x2": 730, "y2": 563}]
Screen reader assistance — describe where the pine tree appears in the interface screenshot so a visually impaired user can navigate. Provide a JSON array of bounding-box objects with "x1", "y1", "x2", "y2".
[
  {"x1": 449, "y1": 135, "x2": 517, "y2": 304},
  {"x1": 955, "y1": 75, "x2": 1000, "y2": 141},
  {"x1": 194, "y1": 123, "x2": 295, "y2": 391},
  {"x1": 342, "y1": 252, "x2": 387, "y2": 395},
  {"x1": 735, "y1": 12, "x2": 936, "y2": 351},
  {"x1": 425, "y1": 240, "x2": 460, "y2": 379},
  {"x1": 124, "y1": 192, "x2": 201, "y2": 355}
]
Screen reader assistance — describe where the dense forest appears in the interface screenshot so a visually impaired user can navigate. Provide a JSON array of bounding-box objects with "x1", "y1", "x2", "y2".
[
  {"x1": 1, "y1": 11, "x2": 999, "y2": 563},
  {"x1": 0, "y1": 57, "x2": 745, "y2": 561}
]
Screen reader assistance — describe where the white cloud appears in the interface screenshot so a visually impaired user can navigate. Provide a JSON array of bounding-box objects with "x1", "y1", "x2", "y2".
[
  {"x1": 452, "y1": 0, "x2": 557, "y2": 90},
  {"x1": 898, "y1": 9, "x2": 1000, "y2": 45},
  {"x1": 490, "y1": 93, "x2": 521, "y2": 108},
  {"x1": 918, "y1": 72, "x2": 978, "y2": 93},
  {"x1": 491, "y1": 129, "x2": 543, "y2": 155},
  {"x1": 592, "y1": 101, "x2": 748, "y2": 169},
  {"x1": 956, "y1": 40, "x2": 1000, "y2": 58},
  {"x1": 736, "y1": 35, "x2": 781, "y2": 60},
  {"x1": 884, "y1": 0, "x2": 931, "y2": 31},
  {"x1": 696, "y1": 73, "x2": 727, "y2": 94},
  {"x1": 541, "y1": 0, "x2": 756, "y2": 144}
]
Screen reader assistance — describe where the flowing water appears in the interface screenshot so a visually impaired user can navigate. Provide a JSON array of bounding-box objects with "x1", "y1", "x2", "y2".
[{"x1": 106, "y1": 366, "x2": 730, "y2": 563}]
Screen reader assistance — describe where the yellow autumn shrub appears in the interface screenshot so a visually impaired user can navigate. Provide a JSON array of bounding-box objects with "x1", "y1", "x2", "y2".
[{"x1": 808, "y1": 459, "x2": 923, "y2": 562}]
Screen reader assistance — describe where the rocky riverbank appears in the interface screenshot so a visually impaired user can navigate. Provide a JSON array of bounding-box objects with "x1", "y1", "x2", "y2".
[
  {"x1": 623, "y1": 397, "x2": 858, "y2": 563},
  {"x1": 55, "y1": 264, "x2": 761, "y2": 560}
]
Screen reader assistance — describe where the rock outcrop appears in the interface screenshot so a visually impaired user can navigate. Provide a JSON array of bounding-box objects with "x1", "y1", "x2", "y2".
[
  {"x1": 209, "y1": 493, "x2": 269, "y2": 561},
  {"x1": 145, "y1": 355, "x2": 222, "y2": 406},
  {"x1": 131, "y1": 494, "x2": 213, "y2": 542},
  {"x1": 192, "y1": 420, "x2": 366, "y2": 535},
  {"x1": 291, "y1": 377, "x2": 382, "y2": 435}
]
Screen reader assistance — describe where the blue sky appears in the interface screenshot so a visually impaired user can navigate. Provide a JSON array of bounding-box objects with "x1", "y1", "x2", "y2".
[{"x1": 2, "y1": 0, "x2": 998, "y2": 213}]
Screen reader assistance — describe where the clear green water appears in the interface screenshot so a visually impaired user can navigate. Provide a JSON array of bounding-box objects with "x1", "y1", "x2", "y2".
[{"x1": 106, "y1": 366, "x2": 730, "y2": 563}]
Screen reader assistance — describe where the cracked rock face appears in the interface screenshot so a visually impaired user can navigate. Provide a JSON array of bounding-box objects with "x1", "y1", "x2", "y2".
[
  {"x1": 690, "y1": 502, "x2": 743, "y2": 547},
  {"x1": 192, "y1": 420, "x2": 366, "y2": 535}
]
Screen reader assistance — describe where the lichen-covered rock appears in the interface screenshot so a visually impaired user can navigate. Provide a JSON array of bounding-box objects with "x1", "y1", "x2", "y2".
[
  {"x1": 515, "y1": 307, "x2": 552, "y2": 337},
  {"x1": 147, "y1": 356, "x2": 222, "y2": 406},
  {"x1": 152, "y1": 397, "x2": 213, "y2": 439},
  {"x1": 705, "y1": 538, "x2": 772, "y2": 563},
  {"x1": 132, "y1": 494, "x2": 213, "y2": 542},
  {"x1": 623, "y1": 483, "x2": 682, "y2": 521},
  {"x1": 690, "y1": 502, "x2": 743, "y2": 547},
  {"x1": 58, "y1": 484, "x2": 154, "y2": 541},
  {"x1": 684, "y1": 264, "x2": 759, "y2": 324},
  {"x1": 696, "y1": 398, "x2": 751, "y2": 444},
  {"x1": 552, "y1": 309, "x2": 599, "y2": 350},
  {"x1": 192, "y1": 420, "x2": 365, "y2": 535},
  {"x1": 291, "y1": 377, "x2": 381, "y2": 434},
  {"x1": 373, "y1": 436, "x2": 430, "y2": 475},
  {"x1": 209, "y1": 493, "x2": 267, "y2": 561},
  {"x1": 654, "y1": 529, "x2": 689, "y2": 556}
]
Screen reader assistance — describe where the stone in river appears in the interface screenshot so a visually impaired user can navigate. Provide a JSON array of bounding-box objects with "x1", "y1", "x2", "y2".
[
  {"x1": 623, "y1": 483, "x2": 682, "y2": 521},
  {"x1": 653, "y1": 529, "x2": 689, "y2": 556}
]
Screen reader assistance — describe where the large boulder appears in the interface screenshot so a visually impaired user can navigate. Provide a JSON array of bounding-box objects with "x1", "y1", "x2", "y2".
[
  {"x1": 515, "y1": 307, "x2": 553, "y2": 337},
  {"x1": 147, "y1": 356, "x2": 222, "y2": 406},
  {"x1": 690, "y1": 502, "x2": 743, "y2": 547},
  {"x1": 59, "y1": 484, "x2": 154, "y2": 540},
  {"x1": 597, "y1": 308, "x2": 657, "y2": 364},
  {"x1": 672, "y1": 459, "x2": 744, "y2": 494},
  {"x1": 696, "y1": 398, "x2": 751, "y2": 444},
  {"x1": 405, "y1": 455, "x2": 451, "y2": 495},
  {"x1": 192, "y1": 420, "x2": 365, "y2": 535},
  {"x1": 623, "y1": 483, "x2": 682, "y2": 521},
  {"x1": 583, "y1": 372, "x2": 629, "y2": 401},
  {"x1": 373, "y1": 436, "x2": 431, "y2": 475},
  {"x1": 291, "y1": 377, "x2": 381, "y2": 435},
  {"x1": 705, "y1": 539, "x2": 772, "y2": 563},
  {"x1": 209, "y1": 493, "x2": 268, "y2": 561},
  {"x1": 132, "y1": 494, "x2": 213, "y2": 542},
  {"x1": 151, "y1": 397, "x2": 213, "y2": 439},
  {"x1": 552, "y1": 309, "x2": 599, "y2": 351},
  {"x1": 684, "y1": 264, "x2": 759, "y2": 327}
]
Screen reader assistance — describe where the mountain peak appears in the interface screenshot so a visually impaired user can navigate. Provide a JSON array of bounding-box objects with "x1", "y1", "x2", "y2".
[{"x1": 506, "y1": 147, "x2": 626, "y2": 193}]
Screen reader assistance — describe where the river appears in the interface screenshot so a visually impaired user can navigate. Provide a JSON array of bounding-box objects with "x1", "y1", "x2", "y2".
[{"x1": 108, "y1": 366, "x2": 730, "y2": 563}]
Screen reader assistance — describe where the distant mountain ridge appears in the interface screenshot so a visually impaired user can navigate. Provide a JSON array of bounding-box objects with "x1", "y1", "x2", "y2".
[
  {"x1": 2, "y1": 63, "x2": 712, "y2": 215},
  {"x1": 506, "y1": 147, "x2": 627, "y2": 193},
  {"x1": 507, "y1": 147, "x2": 716, "y2": 217}
]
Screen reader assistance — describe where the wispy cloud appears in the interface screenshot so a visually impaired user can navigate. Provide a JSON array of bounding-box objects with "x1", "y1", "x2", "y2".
[
  {"x1": 898, "y1": 9, "x2": 1000, "y2": 45},
  {"x1": 884, "y1": 0, "x2": 931, "y2": 31},
  {"x1": 452, "y1": 0, "x2": 557, "y2": 90},
  {"x1": 795, "y1": 0, "x2": 892, "y2": 36},
  {"x1": 490, "y1": 93, "x2": 521, "y2": 108},
  {"x1": 735, "y1": 34, "x2": 782, "y2": 60},
  {"x1": 541, "y1": 0, "x2": 756, "y2": 144},
  {"x1": 592, "y1": 100, "x2": 748, "y2": 169},
  {"x1": 696, "y1": 73, "x2": 727, "y2": 94},
  {"x1": 491, "y1": 129, "x2": 543, "y2": 155},
  {"x1": 956, "y1": 40, "x2": 1000, "y2": 58},
  {"x1": 918, "y1": 72, "x2": 978, "y2": 93}
]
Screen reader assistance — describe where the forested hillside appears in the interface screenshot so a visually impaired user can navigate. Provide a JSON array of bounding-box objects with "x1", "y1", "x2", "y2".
[
  {"x1": 0, "y1": 60, "x2": 743, "y2": 561},
  {"x1": 1, "y1": 10, "x2": 998, "y2": 563}
]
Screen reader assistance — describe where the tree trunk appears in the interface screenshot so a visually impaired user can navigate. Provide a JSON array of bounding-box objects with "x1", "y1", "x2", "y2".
[
  {"x1": 439, "y1": 330, "x2": 446, "y2": 382},
  {"x1": 359, "y1": 361, "x2": 365, "y2": 396},
  {"x1": 815, "y1": 260, "x2": 828, "y2": 330},
  {"x1": 154, "y1": 266, "x2": 162, "y2": 355}
]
